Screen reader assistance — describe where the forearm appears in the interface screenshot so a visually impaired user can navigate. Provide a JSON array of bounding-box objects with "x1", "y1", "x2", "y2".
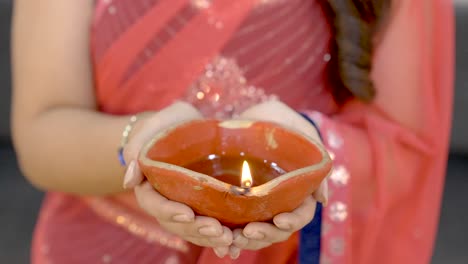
[{"x1": 13, "y1": 107, "x2": 132, "y2": 195}]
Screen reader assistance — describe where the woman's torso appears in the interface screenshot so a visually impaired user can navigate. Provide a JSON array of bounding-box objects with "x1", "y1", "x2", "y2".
[
  {"x1": 32, "y1": 1, "x2": 337, "y2": 263},
  {"x1": 92, "y1": 0, "x2": 338, "y2": 115}
]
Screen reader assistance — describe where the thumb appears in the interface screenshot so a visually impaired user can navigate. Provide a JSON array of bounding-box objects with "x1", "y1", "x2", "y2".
[
  {"x1": 123, "y1": 160, "x2": 144, "y2": 189},
  {"x1": 312, "y1": 179, "x2": 328, "y2": 206}
]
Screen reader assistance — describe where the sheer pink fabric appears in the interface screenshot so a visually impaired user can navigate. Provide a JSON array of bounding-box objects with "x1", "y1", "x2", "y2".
[{"x1": 31, "y1": 0, "x2": 454, "y2": 263}]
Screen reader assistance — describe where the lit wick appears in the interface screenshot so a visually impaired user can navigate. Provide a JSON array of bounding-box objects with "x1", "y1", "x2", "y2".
[{"x1": 241, "y1": 160, "x2": 253, "y2": 189}]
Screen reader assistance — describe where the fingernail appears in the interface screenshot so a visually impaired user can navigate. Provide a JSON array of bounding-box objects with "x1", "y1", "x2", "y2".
[
  {"x1": 230, "y1": 247, "x2": 241, "y2": 259},
  {"x1": 244, "y1": 231, "x2": 264, "y2": 240},
  {"x1": 233, "y1": 235, "x2": 247, "y2": 248},
  {"x1": 275, "y1": 221, "x2": 291, "y2": 230},
  {"x1": 199, "y1": 226, "x2": 222, "y2": 237},
  {"x1": 214, "y1": 248, "x2": 228, "y2": 258},
  {"x1": 172, "y1": 214, "x2": 193, "y2": 223},
  {"x1": 123, "y1": 161, "x2": 136, "y2": 189},
  {"x1": 224, "y1": 235, "x2": 234, "y2": 245}
]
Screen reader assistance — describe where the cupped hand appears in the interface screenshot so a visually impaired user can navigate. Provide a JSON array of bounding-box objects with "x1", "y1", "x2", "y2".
[
  {"x1": 122, "y1": 101, "x2": 233, "y2": 248},
  {"x1": 134, "y1": 181, "x2": 233, "y2": 248},
  {"x1": 238, "y1": 100, "x2": 328, "y2": 205},
  {"x1": 218, "y1": 100, "x2": 329, "y2": 257},
  {"x1": 230, "y1": 196, "x2": 317, "y2": 253}
]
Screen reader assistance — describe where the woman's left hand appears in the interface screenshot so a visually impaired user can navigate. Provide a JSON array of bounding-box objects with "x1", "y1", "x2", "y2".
[
  {"x1": 232, "y1": 196, "x2": 317, "y2": 253},
  {"x1": 214, "y1": 100, "x2": 329, "y2": 258}
]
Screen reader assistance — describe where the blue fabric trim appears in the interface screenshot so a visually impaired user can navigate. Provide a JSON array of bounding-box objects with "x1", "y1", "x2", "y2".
[
  {"x1": 299, "y1": 113, "x2": 323, "y2": 141},
  {"x1": 298, "y1": 112, "x2": 322, "y2": 264},
  {"x1": 299, "y1": 203, "x2": 322, "y2": 264}
]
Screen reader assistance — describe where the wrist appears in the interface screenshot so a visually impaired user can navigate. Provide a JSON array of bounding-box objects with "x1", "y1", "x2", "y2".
[{"x1": 118, "y1": 112, "x2": 154, "y2": 166}]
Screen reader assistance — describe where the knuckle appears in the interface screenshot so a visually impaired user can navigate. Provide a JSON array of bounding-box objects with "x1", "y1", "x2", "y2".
[
  {"x1": 233, "y1": 237, "x2": 248, "y2": 248},
  {"x1": 181, "y1": 223, "x2": 197, "y2": 237},
  {"x1": 208, "y1": 237, "x2": 231, "y2": 247},
  {"x1": 223, "y1": 234, "x2": 233, "y2": 245},
  {"x1": 198, "y1": 216, "x2": 219, "y2": 227},
  {"x1": 158, "y1": 202, "x2": 176, "y2": 220}
]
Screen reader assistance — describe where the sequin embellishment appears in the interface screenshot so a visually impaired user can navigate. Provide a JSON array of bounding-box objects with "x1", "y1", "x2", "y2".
[
  {"x1": 327, "y1": 131, "x2": 344, "y2": 149},
  {"x1": 329, "y1": 201, "x2": 348, "y2": 222},
  {"x1": 184, "y1": 56, "x2": 278, "y2": 118},
  {"x1": 330, "y1": 165, "x2": 350, "y2": 186},
  {"x1": 85, "y1": 198, "x2": 189, "y2": 253}
]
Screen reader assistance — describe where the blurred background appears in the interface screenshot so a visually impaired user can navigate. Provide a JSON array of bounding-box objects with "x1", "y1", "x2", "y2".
[{"x1": 1, "y1": 0, "x2": 467, "y2": 263}]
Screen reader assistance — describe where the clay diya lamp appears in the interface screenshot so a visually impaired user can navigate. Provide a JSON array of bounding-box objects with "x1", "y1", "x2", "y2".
[{"x1": 138, "y1": 119, "x2": 332, "y2": 228}]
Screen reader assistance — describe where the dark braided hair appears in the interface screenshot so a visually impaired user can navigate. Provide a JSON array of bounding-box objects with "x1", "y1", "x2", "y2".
[{"x1": 324, "y1": 0, "x2": 391, "y2": 104}]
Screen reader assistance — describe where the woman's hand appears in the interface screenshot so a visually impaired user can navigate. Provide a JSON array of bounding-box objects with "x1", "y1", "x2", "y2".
[
  {"x1": 216, "y1": 100, "x2": 328, "y2": 258},
  {"x1": 238, "y1": 100, "x2": 328, "y2": 205},
  {"x1": 231, "y1": 196, "x2": 317, "y2": 252},
  {"x1": 122, "y1": 101, "x2": 202, "y2": 187},
  {"x1": 134, "y1": 181, "x2": 233, "y2": 248},
  {"x1": 122, "y1": 101, "x2": 233, "y2": 248}
]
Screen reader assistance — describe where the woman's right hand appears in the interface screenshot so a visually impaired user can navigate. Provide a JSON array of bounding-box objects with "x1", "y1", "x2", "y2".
[
  {"x1": 133, "y1": 181, "x2": 233, "y2": 248},
  {"x1": 122, "y1": 101, "x2": 233, "y2": 249}
]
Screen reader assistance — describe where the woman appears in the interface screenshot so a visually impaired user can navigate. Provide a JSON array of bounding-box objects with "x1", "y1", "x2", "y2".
[{"x1": 11, "y1": 0, "x2": 454, "y2": 263}]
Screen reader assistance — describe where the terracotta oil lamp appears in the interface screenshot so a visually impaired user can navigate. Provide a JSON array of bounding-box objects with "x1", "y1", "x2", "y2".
[{"x1": 138, "y1": 119, "x2": 332, "y2": 228}]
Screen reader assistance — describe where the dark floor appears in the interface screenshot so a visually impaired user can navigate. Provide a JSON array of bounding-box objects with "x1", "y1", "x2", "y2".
[{"x1": 0, "y1": 143, "x2": 467, "y2": 263}]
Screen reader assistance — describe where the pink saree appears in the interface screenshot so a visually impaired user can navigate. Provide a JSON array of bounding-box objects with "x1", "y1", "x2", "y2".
[{"x1": 31, "y1": 0, "x2": 454, "y2": 263}]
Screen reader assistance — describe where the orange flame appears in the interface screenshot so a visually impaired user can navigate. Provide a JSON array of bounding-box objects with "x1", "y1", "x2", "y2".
[{"x1": 241, "y1": 160, "x2": 253, "y2": 188}]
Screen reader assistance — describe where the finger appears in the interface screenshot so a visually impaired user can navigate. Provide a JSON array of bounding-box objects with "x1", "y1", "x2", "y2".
[
  {"x1": 129, "y1": 102, "x2": 202, "y2": 148},
  {"x1": 186, "y1": 226, "x2": 232, "y2": 247},
  {"x1": 213, "y1": 246, "x2": 229, "y2": 258},
  {"x1": 186, "y1": 236, "x2": 230, "y2": 248},
  {"x1": 229, "y1": 245, "x2": 241, "y2": 259},
  {"x1": 185, "y1": 216, "x2": 224, "y2": 238},
  {"x1": 273, "y1": 196, "x2": 317, "y2": 232},
  {"x1": 232, "y1": 229, "x2": 249, "y2": 248},
  {"x1": 169, "y1": 101, "x2": 204, "y2": 120},
  {"x1": 244, "y1": 240, "x2": 272, "y2": 251},
  {"x1": 238, "y1": 234, "x2": 272, "y2": 251},
  {"x1": 206, "y1": 226, "x2": 233, "y2": 245},
  {"x1": 134, "y1": 181, "x2": 194, "y2": 222},
  {"x1": 233, "y1": 229, "x2": 273, "y2": 250},
  {"x1": 239, "y1": 101, "x2": 321, "y2": 141},
  {"x1": 238, "y1": 100, "x2": 286, "y2": 124},
  {"x1": 123, "y1": 161, "x2": 144, "y2": 189},
  {"x1": 312, "y1": 180, "x2": 328, "y2": 206},
  {"x1": 229, "y1": 228, "x2": 243, "y2": 258},
  {"x1": 124, "y1": 102, "x2": 203, "y2": 162},
  {"x1": 243, "y1": 222, "x2": 291, "y2": 244}
]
